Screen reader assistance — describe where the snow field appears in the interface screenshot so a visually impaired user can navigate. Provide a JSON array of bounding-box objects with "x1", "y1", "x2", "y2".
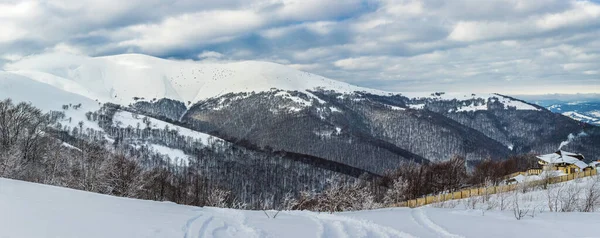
[
  {"x1": 3, "y1": 178, "x2": 600, "y2": 238},
  {"x1": 429, "y1": 175, "x2": 600, "y2": 215},
  {"x1": 112, "y1": 111, "x2": 221, "y2": 145}
]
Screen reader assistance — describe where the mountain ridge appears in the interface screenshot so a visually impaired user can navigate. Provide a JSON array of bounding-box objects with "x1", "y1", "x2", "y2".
[
  {"x1": 2, "y1": 52, "x2": 599, "y2": 206},
  {"x1": 2, "y1": 53, "x2": 596, "y2": 165},
  {"x1": 5, "y1": 53, "x2": 389, "y2": 106}
]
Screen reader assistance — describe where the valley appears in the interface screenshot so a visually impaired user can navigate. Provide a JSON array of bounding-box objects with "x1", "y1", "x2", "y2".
[{"x1": 1, "y1": 53, "x2": 599, "y2": 208}]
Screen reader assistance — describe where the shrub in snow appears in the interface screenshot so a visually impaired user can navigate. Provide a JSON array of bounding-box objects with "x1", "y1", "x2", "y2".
[
  {"x1": 579, "y1": 176, "x2": 600, "y2": 212},
  {"x1": 383, "y1": 177, "x2": 408, "y2": 205},
  {"x1": 289, "y1": 179, "x2": 381, "y2": 212}
]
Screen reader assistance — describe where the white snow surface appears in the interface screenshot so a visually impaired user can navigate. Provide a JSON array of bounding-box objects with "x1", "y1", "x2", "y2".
[
  {"x1": 401, "y1": 92, "x2": 537, "y2": 110},
  {"x1": 3, "y1": 178, "x2": 600, "y2": 238},
  {"x1": 455, "y1": 103, "x2": 488, "y2": 112},
  {"x1": 112, "y1": 111, "x2": 220, "y2": 145},
  {"x1": 400, "y1": 92, "x2": 483, "y2": 100},
  {"x1": 60, "y1": 142, "x2": 81, "y2": 152},
  {"x1": 0, "y1": 71, "x2": 102, "y2": 132},
  {"x1": 144, "y1": 143, "x2": 191, "y2": 165},
  {"x1": 5, "y1": 53, "x2": 388, "y2": 106},
  {"x1": 443, "y1": 176, "x2": 600, "y2": 214},
  {"x1": 495, "y1": 96, "x2": 540, "y2": 111},
  {"x1": 4, "y1": 53, "x2": 540, "y2": 114},
  {"x1": 452, "y1": 95, "x2": 540, "y2": 112},
  {"x1": 403, "y1": 92, "x2": 539, "y2": 112},
  {"x1": 273, "y1": 91, "x2": 316, "y2": 112},
  {"x1": 0, "y1": 72, "x2": 98, "y2": 113},
  {"x1": 408, "y1": 104, "x2": 425, "y2": 110},
  {"x1": 562, "y1": 111, "x2": 598, "y2": 121}
]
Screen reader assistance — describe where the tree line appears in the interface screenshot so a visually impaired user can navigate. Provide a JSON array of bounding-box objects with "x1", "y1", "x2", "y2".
[
  {"x1": 0, "y1": 97, "x2": 545, "y2": 212},
  {"x1": 0, "y1": 99, "x2": 244, "y2": 208}
]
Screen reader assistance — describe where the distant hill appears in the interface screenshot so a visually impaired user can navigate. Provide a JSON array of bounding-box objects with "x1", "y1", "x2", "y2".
[
  {"x1": 514, "y1": 94, "x2": 600, "y2": 126},
  {"x1": 2, "y1": 53, "x2": 600, "y2": 206}
]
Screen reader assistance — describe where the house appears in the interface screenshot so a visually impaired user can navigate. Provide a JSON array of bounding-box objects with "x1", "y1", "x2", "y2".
[
  {"x1": 590, "y1": 161, "x2": 600, "y2": 170},
  {"x1": 505, "y1": 174, "x2": 527, "y2": 185},
  {"x1": 537, "y1": 150, "x2": 590, "y2": 174}
]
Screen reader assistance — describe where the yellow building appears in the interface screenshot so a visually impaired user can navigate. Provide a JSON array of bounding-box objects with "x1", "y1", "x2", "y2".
[
  {"x1": 591, "y1": 161, "x2": 600, "y2": 170},
  {"x1": 537, "y1": 150, "x2": 590, "y2": 175}
]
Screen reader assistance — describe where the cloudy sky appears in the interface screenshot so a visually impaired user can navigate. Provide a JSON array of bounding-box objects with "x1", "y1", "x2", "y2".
[{"x1": 1, "y1": 0, "x2": 599, "y2": 94}]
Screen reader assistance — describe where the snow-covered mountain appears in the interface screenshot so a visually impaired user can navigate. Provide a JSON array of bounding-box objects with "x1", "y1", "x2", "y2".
[
  {"x1": 549, "y1": 102, "x2": 600, "y2": 126},
  {"x1": 4, "y1": 53, "x2": 543, "y2": 112},
  {"x1": 1, "y1": 54, "x2": 598, "y2": 163},
  {"x1": 2, "y1": 53, "x2": 600, "y2": 206},
  {"x1": 514, "y1": 94, "x2": 600, "y2": 126},
  {"x1": 4, "y1": 53, "x2": 386, "y2": 106},
  {"x1": 0, "y1": 54, "x2": 600, "y2": 173},
  {"x1": 0, "y1": 53, "x2": 560, "y2": 162}
]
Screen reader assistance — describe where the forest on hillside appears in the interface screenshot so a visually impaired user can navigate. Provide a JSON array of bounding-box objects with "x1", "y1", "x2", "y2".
[{"x1": 0, "y1": 97, "x2": 561, "y2": 211}]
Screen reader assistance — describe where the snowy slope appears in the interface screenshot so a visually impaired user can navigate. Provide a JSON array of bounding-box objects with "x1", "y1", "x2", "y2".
[
  {"x1": 441, "y1": 175, "x2": 600, "y2": 213},
  {"x1": 0, "y1": 71, "x2": 98, "y2": 113},
  {"x1": 113, "y1": 111, "x2": 225, "y2": 165},
  {"x1": 561, "y1": 110, "x2": 600, "y2": 126},
  {"x1": 562, "y1": 111, "x2": 598, "y2": 122},
  {"x1": 0, "y1": 71, "x2": 102, "y2": 132},
  {"x1": 3, "y1": 53, "x2": 541, "y2": 114},
  {"x1": 519, "y1": 98, "x2": 600, "y2": 126},
  {"x1": 0, "y1": 71, "x2": 220, "y2": 166},
  {"x1": 402, "y1": 92, "x2": 540, "y2": 111},
  {"x1": 113, "y1": 110, "x2": 221, "y2": 145},
  {"x1": 3, "y1": 178, "x2": 600, "y2": 238},
  {"x1": 4, "y1": 53, "x2": 388, "y2": 106}
]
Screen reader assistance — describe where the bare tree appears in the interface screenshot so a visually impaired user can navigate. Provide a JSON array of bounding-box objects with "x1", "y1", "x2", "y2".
[
  {"x1": 559, "y1": 183, "x2": 581, "y2": 212},
  {"x1": 580, "y1": 176, "x2": 600, "y2": 212},
  {"x1": 546, "y1": 182, "x2": 566, "y2": 212},
  {"x1": 512, "y1": 190, "x2": 529, "y2": 220},
  {"x1": 383, "y1": 177, "x2": 408, "y2": 205}
]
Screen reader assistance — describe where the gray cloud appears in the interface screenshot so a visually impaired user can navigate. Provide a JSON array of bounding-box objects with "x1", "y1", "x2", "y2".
[{"x1": 0, "y1": 0, "x2": 599, "y2": 94}]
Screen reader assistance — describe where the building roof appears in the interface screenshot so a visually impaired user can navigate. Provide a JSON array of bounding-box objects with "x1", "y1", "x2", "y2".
[
  {"x1": 537, "y1": 150, "x2": 589, "y2": 169},
  {"x1": 510, "y1": 174, "x2": 526, "y2": 183},
  {"x1": 590, "y1": 161, "x2": 600, "y2": 167}
]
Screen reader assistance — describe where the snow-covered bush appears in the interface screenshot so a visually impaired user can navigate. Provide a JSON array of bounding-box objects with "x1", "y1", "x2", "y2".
[
  {"x1": 580, "y1": 176, "x2": 600, "y2": 212},
  {"x1": 288, "y1": 179, "x2": 381, "y2": 212},
  {"x1": 383, "y1": 177, "x2": 408, "y2": 204},
  {"x1": 447, "y1": 175, "x2": 600, "y2": 218}
]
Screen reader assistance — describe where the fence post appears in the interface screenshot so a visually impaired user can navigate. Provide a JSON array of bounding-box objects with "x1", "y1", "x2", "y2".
[{"x1": 398, "y1": 167, "x2": 599, "y2": 209}]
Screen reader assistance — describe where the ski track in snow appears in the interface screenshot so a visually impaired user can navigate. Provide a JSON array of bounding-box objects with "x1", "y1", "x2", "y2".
[
  {"x1": 210, "y1": 220, "x2": 229, "y2": 237},
  {"x1": 197, "y1": 216, "x2": 215, "y2": 238},
  {"x1": 7, "y1": 177, "x2": 600, "y2": 238},
  {"x1": 411, "y1": 208, "x2": 464, "y2": 238},
  {"x1": 184, "y1": 212, "x2": 228, "y2": 238},
  {"x1": 184, "y1": 208, "x2": 264, "y2": 238},
  {"x1": 182, "y1": 211, "x2": 203, "y2": 238},
  {"x1": 183, "y1": 210, "x2": 224, "y2": 238},
  {"x1": 324, "y1": 220, "x2": 349, "y2": 238},
  {"x1": 302, "y1": 211, "x2": 416, "y2": 238}
]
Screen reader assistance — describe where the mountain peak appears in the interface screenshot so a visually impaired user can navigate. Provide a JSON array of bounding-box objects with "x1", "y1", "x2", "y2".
[{"x1": 5, "y1": 53, "x2": 385, "y2": 106}]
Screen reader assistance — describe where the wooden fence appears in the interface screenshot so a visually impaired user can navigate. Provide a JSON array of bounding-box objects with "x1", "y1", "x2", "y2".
[
  {"x1": 395, "y1": 169, "x2": 597, "y2": 208},
  {"x1": 500, "y1": 169, "x2": 543, "y2": 181}
]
